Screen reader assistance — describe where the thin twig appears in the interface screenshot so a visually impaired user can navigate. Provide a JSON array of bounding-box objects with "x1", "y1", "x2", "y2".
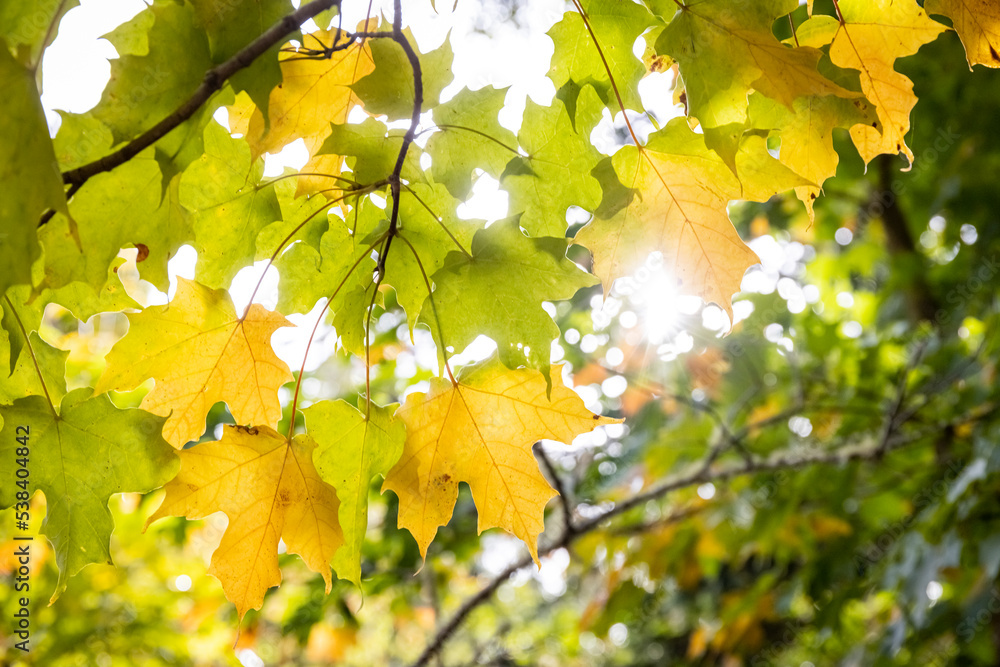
[
  {"x1": 876, "y1": 338, "x2": 927, "y2": 457},
  {"x1": 534, "y1": 445, "x2": 575, "y2": 535}
]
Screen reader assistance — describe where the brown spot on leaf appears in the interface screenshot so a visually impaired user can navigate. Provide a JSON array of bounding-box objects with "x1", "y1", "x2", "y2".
[
  {"x1": 135, "y1": 243, "x2": 149, "y2": 263},
  {"x1": 235, "y1": 425, "x2": 259, "y2": 436}
]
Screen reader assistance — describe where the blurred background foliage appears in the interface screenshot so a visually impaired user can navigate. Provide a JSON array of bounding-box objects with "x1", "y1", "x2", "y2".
[{"x1": 3, "y1": 4, "x2": 1000, "y2": 667}]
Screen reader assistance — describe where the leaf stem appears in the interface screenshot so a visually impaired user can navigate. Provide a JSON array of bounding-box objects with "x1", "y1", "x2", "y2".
[
  {"x1": 286, "y1": 232, "x2": 389, "y2": 441},
  {"x1": 394, "y1": 233, "x2": 456, "y2": 385},
  {"x1": 420, "y1": 124, "x2": 522, "y2": 156},
  {"x1": 569, "y1": 0, "x2": 641, "y2": 149},
  {"x1": 3, "y1": 296, "x2": 57, "y2": 418},
  {"x1": 400, "y1": 183, "x2": 472, "y2": 259},
  {"x1": 363, "y1": 253, "x2": 388, "y2": 418},
  {"x1": 788, "y1": 13, "x2": 800, "y2": 47},
  {"x1": 243, "y1": 180, "x2": 388, "y2": 319}
]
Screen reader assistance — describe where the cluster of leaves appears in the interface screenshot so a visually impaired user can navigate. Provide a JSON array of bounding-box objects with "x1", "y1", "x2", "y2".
[{"x1": 1, "y1": 0, "x2": 999, "y2": 662}]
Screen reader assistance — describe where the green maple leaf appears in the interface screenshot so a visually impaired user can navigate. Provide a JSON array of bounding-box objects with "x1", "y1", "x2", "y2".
[
  {"x1": 0, "y1": 0, "x2": 78, "y2": 68},
  {"x1": 426, "y1": 86, "x2": 518, "y2": 200},
  {"x1": 548, "y1": 0, "x2": 657, "y2": 112},
  {"x1": 51, "y1": 112, "x2": 114, "y2": 171},
  {"x1": 352, "y1": 28, "x2": 454, "y2": 120},
  {"x1": 421, "y1": 217, "x2": 597, "y2": 384},
  {"x1": 275, "y1": 200, "x2": 380, "y2": 316},
  {"x1": 0, "y1": 389, "x2": 178, "y2": 601},
  {"x1": 306, "y1": 399, "x2": 405, "y2": 586},
  {"x1": 660, "y1": 0, "x2": 854, "y2": 130},
  {"x1": 314, "y1": 116, "x2": 423, "y2": 186},
  {"x1": 503, "y1": 86, "x2": 604, "y2": 237},
  {"x1": 385, "y1": 183, "x2": 484, "y2": 334},
  {"x1": 190, "y1": 0, "x2": 294, "y2": 119},
  {"x1": 39, "y1": 151, "x2": 193, "y2": 293},
  {"x1": 255, "y1": 172, "x2": 331, "y2": 262},
  {"x1": 93, "y1": 1, "x2": 212, "y2": 145},
  {"x1": 182, "y1": 122, "x2": 281, "y2": 289},
  {"x1": 0, "y1": 332, "x2": 67, "y2": 406},
  {"x1": 0, "y1": 44, "x2": 66, "y2": 297}
]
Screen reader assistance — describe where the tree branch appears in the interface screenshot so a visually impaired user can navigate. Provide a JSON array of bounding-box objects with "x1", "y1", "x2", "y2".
[
  {"x1": 406, "y1": 401, "x2": 991, "y2": 667},
  {"x1": 377, "y1": 11, "x2": 423, "y2": 278},
  {"x1": 59, "y1": 0, "x2": 340, "y2": 189},
  {"x1": 534, "y1": 445, "x2": 575, "y2": 535}
]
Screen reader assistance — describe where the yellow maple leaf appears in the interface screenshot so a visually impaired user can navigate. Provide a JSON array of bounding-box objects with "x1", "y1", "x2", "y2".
[
  {"x1": 95, "y1": 277, "x2": 293, "y2": 448},
  {"x1": 147, "y1": 425, "x2": 343, "y2": 619},
  {"x1": 828, "y1": 0, "x2": 946, "y2": 166},
  {"x1": 382, "y1": 357, "x2": 620, "y2": 563},
  {"x1": 245, "y1": 24, "x2": 376, "y2": 160},
  {"x1": 576, "y1": 119, "x2": 808, "y2": 319},
  {"x1": 750, "y1": 92, "x2": 877, "y2": 220},
  {"x1": 926, "y1": 0, "x2": 1000, "y2": 69}
]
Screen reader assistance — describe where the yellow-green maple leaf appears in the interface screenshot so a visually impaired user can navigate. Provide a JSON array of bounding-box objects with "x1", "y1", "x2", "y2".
[
  {"x1": 307, "y1": 400, "x2": 405, "y2": 587},
  {"x1": 926, "y1": 0, "x2": 1000, "y2": 69},
  {"x1": 238, "y1": 23, "x2": 375, "y2": 162},
  {"x1": 827, "y1": 0, "x2": 946, "y2": 166},
  {"x1": 661, "y1": 0, "x2": 855, "y2": 129},
  {"x1": 382, "y1": 357, "x2": 620, "y2": 563},
  {"x1": 95, "y1": 278, "x2": 292, "y2": 448},
  {"x1": 146, "y1": 425, "x2": 342, "y2": 619},
  {"x1": 576, "y1": 119, "x2": 809, "y2": 319},
  {"x1": 749, "y1": 93, "x2": 877, "y2": 219}
]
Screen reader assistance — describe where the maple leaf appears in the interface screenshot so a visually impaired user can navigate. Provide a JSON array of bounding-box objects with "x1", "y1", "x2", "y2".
[
  {"x1": 146, "y1": 424, "x2": 342, "y2": 619},
  {"x1": 825, "y1": 1, "x2": 947, "y2": 166},
  {"x1": 189, "y1": 0, "x2": 293, "y2": 116},
  {"x1": 95, "y1": 278, "x2": 293, "y2": 449},
  {"x1": 749, "y1": 92, "x2": 877, "y2": 219},
  {"x1": 0, "y1": 389, "x2": 177, "y2": 601},
  {"x1": 660, "y1": 0, "x2": 856, "y2": 129},
  {"x1": 383, "y1": 184, "x2": 484, "y2": 333},
  {"x1": 39, "y1": 150, "x2": 196, "y2": 294},
  {"x1": 0, "y1": 331, "x2": 68, "y2": 406},
  {"x1": 926, "y1": 0, "x2": 1000, "y2": 69},
  {"x1": 382, "y1": 357, "x2": 620, "y2": 562},
  {"x1": 306, "y1": 399, "x2": 405, "y2": 586},
  {"x1": 422, "y1": 218, "x2": 598, "y2": 383},
  {"x1": 426, "y1": 86, "x2": 518, "y2": 201},
  {"x1": 548, "y1": 0, "x2": 656, "y2": 111},
  {"x1": 92, "y1": 0, "x2": 212, "y2": 147},
  {"x1": 352, "y1": 28, "x2": 454, "y2": 119},
  {"x1": 275, "y1": 201, "x2": 380, "y2": 315},
  {"x1": 503, "y1": 87, "x2": 605, "y2": 237},
  {"x1": 0, "y1": 44, "x2": 66, "y2": 296},
  {"x1": 181, "y1": 122, "x2": 281, "y2": 289},
  {"x1": 576, "y1": 118, "x2": 808, "y2": 319},
  {"x1": 242, "y1": 23, "x2": 376, "y2": 159}
]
